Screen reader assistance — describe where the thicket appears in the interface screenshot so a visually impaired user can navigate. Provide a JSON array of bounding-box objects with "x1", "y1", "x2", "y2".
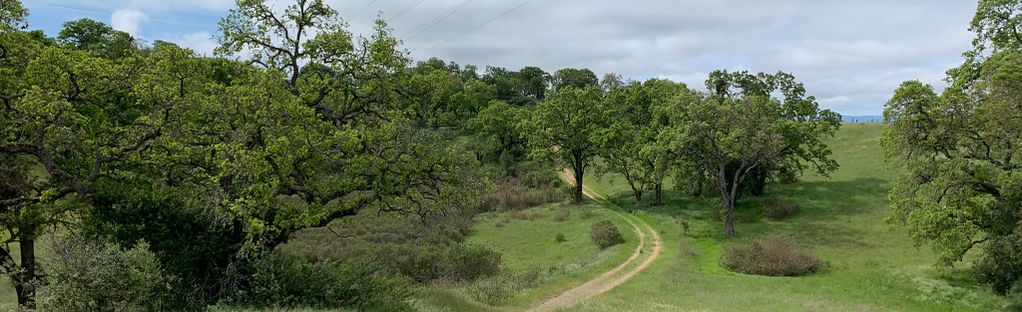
[
  {"x1": 590, "y1": 220, "x2": 626, "y2": 249},
  {"x1": 721, "y1": 235, "x2": 819, "y2": 276}
]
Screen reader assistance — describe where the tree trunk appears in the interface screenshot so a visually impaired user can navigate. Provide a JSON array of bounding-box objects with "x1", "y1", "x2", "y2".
[
  {"x1": 572, "y1": 152, "x2": 584, "y2": 203},
  {"x1": 633, "y1": 190, "x2": 642, "y2": 202},
  {"x1": 723, "y1": 194, "x2": 736, "y2": 238},
  {"x1": 654, "y1": 183, "x2": 664, "y2": 206},
  {"x1": 15, "y1": 236, "x2": 36, "y2": 308}
]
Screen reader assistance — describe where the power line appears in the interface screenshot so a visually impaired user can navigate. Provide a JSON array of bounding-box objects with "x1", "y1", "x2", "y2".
[
  {"x1": 351, "y1": 0, "x2": 380, "y2": 20},
  {"x1": 407, "y1": 0, "x2": 474, "y2": 40},
  {"x1": 426, "y1": 0, "x2": 537, "y2": 51},
  {"x1": 388, "y1": 0, "x2": 425, "y2": 22}
]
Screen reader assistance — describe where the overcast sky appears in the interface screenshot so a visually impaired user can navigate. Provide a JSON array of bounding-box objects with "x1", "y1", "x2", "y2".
[{"x1": 25, "y1": 0, "x2": 978, "y2": 115}]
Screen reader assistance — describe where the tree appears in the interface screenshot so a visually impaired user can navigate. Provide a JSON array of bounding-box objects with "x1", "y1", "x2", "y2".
[
  {"x1": 705, "y1": 70, "x2": 841, "y2": 196},
  {"x1": 213, "y1": 0, "x2": 485, "y2": 252},
  {"x1": 666, "y1": 71, "x2": 837, "y2": 238},
  {"x1": 57, "y1": 19, "x2": 137, "y2": 58},
  {"x1": 468, "y1": 100, "x2": 530, "y2": 175},
  {"x1": 599, "y1": 79, "x2": 689, "y2": 205},
  {"x1": 551, "y1": 68, "x2": 598, "y2": 91},
  {"x1": 884, "y1": 55, "x2": 1022, "y2": 294},
  {"x1": 0, "y1": 34, "x2": 163, "y2": 307},
  {"x1": 529, "y1": 87, "x2": 605, "y2": 203},
  {"x1": 883, "y1": 0, "x2": 1022, "y2": 293}
]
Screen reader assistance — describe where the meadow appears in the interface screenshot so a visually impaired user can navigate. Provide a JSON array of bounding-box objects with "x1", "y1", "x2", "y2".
[{"x1": 431, "y1": 123, "x2": 1007, "y2": 311}]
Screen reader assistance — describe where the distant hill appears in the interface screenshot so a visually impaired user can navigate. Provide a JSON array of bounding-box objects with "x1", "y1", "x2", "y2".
[{"x1": 841, "y1": 115, "x2": 884, "y2": 123}]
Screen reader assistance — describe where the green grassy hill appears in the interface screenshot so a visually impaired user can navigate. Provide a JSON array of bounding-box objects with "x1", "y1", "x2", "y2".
[
  {"x1": 570, "y1": 122, "x2": 1005, "y2": 311},
  {"x1": 428, "y1": 123, "x2": 1006, "y2": 311}
]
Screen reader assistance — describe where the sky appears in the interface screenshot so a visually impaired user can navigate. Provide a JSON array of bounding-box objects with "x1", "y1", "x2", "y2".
[{"x1": 23, "y1": 0, "x2": 979, "y2": 115}]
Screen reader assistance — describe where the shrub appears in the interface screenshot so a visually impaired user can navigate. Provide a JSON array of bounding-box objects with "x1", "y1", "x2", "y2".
[
  {"x1": 762, "y1": 198, "x2": 800, "y2": 220},
  {"x1": 281, "y1": 212, "x2": 501, "y2": 285},
  {"x1": 37, "y1": 237, "x2": 167, "y2": 311},
  {"x1": 580, "y1": 209, "x2": 596, "y2": 219},
  {"x1": 510, "y1": 209, "x2": 543, "y2": 221},
  {"x1": 477, "y1": 179, "x2": 564, "y2": 212},
  {"x1": 590, "y1": 220, "x2": 625, "y2": 249},
  {"x1": 441, "y1": 244, "x2": 502, "y2": 282},
  {"x1": 554, "y1": 209, "x2": 571, "y2": 222},
  {"x1": 721, "y1": 235, "x2": 820, "y2": 276},
  {"x1": 555, "y1": 233, "x2": 566, "y2": 243},
  {"x1": 237, "y1": 252, "x2": 413, "y2": 311}
]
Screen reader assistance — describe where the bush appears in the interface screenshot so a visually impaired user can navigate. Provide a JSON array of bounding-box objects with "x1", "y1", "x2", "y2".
[
  {"x1": 555, "y1": 233, "x2": 566, "y2": 243},
  {"x1": 281, "y1": 213, "x2": 501, "y2": 285},
  {"x1": 509, "y1": 209, "x2": 543, "y2": 221},
  {"x1": 762, "y1": 198, "x2": 800, "y2": 220},
  {"x1": 87, "y1": 179, "x2": 246, "y2": 309},
  {"x1": 554, "y1": 209, "x2": 571, "y2": 222},
  {"x1": 237, "y1": 252, "x2": 413, "y2": 311},
  {"x1": 590, "y1": 220, "x2": 625, "y2": 249},
  {"x1": 721, "y1": 235, "x2": 819, "y2": 276},
  {"x1": 37, "y1": 237, "x2": 167, "y2": 311},
  {"x1": 477, "y1": 179, "x2": 564, "y2": 212},
  {"x1": 441, "y1": 244, "x2": 502, "y2": 282}
]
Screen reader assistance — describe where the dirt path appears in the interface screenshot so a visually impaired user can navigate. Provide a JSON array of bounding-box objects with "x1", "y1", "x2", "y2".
[{"x1": 527, "y1": 170, "x2": 663, "y2": 312}]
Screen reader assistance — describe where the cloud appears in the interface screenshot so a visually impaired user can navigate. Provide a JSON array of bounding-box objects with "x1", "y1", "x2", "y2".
[
  {"x1": 177, "y1": 31, "x2": 217, "y2": 56},
  {"x1": 111, "y1": 8, "x2": 147, "y2": 35},
  {"x1": 34, "y1": 0, "x2": 979, "y2": 115}
]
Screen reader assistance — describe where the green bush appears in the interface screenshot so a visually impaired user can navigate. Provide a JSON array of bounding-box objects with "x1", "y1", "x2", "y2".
[
  {"x1": 762, "y1": 198, "x2": 801, "y2": 220},
  {"x1": 478, "y1": 180, "x2": 564, "y2": 212},
  {"x1": 237, "y1": 252, "x2": 413, "y2": 311},
  {"x1": 721, "y1": 235, "x2": 820, "y2": 276},
  {"x1": 590, "y1": 220, "x2": 625, "y2": 249},
  {"x1": 441, "y1": 244, "x2": 502, "y2": 282},
  {"x1": 37, "y1": 237, "x2": 167, "y2": 311},
  {"x1": 281, "y1": 213, "x2": 500, "y2": 284},
  {"x1": 555, "y1": 233, "x2": 566, "y2": 243},
  {"x1": 87, "y1": 179, "x2": 246, "y2": 308}
]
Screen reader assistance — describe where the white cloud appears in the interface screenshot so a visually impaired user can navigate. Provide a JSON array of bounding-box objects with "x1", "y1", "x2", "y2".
[
  {"x1": 111, "y1": 9, "x2": 148, "y2": 35},
  {"x1": 178, "y1": 31, "x2": 218, "y2": 56}
]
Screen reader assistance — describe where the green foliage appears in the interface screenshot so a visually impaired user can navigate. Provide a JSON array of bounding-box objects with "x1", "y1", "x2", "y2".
[
  {"x1": 599, "y1": 78, "x2": 690, "y2": 204},
  {"x1": 662, "y1": 70, "x2": 839, "y2": 237},
  {"x1": 721, "y1": 235, "x2": 819, "y2": 276},
  {"x1": 0, "y1": 0, "x2": 27, "y2": 30},
  {"x1": 87, "y1": 179, "x2": 246, "y2": 308},
  {"x1": 281, "y1": 213, "x2": 500, "y2": 284},
  {"x1": 235, "y1": 252, "x2": 413, "y2": 311},
  {"x1": 590, "y1": 220, "x2": 625, "y2": 249},
  {"x1": 57, "y1": 18, "x2": 137, "y2": 58},
  {"x1": 529, "y1": 86, "x2": 606, "y2": 202},
  {"x1": 37, "y1": 237, "x2": 167, "y2": 311},
  {"x1": 551, "y1": 68, "x2": 599, "y2": 91},
  {"x1": 555, "y1": 233, "x2": 567, "y2": 242},
  {"x1": 884, "y1": 52, "x2": 1022, "y2": 293}
]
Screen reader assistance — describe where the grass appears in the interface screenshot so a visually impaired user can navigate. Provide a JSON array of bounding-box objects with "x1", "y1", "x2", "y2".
[
  {"x1": 414, "y1": 202, "x2": 639, "y2": 311},
  {"x1": 563, "y1": 123, "x2": 1007, "y2": 311}
]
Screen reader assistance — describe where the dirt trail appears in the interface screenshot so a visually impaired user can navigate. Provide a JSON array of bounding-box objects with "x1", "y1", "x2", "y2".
[{"x1": 527, "y1": 170, "x2": 663, "y2": 312}]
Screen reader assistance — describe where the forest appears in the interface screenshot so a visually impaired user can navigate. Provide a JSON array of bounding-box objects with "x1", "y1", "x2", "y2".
[{"x1": 0, "y1": 0, "x2": 1020, "y2": 311}]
